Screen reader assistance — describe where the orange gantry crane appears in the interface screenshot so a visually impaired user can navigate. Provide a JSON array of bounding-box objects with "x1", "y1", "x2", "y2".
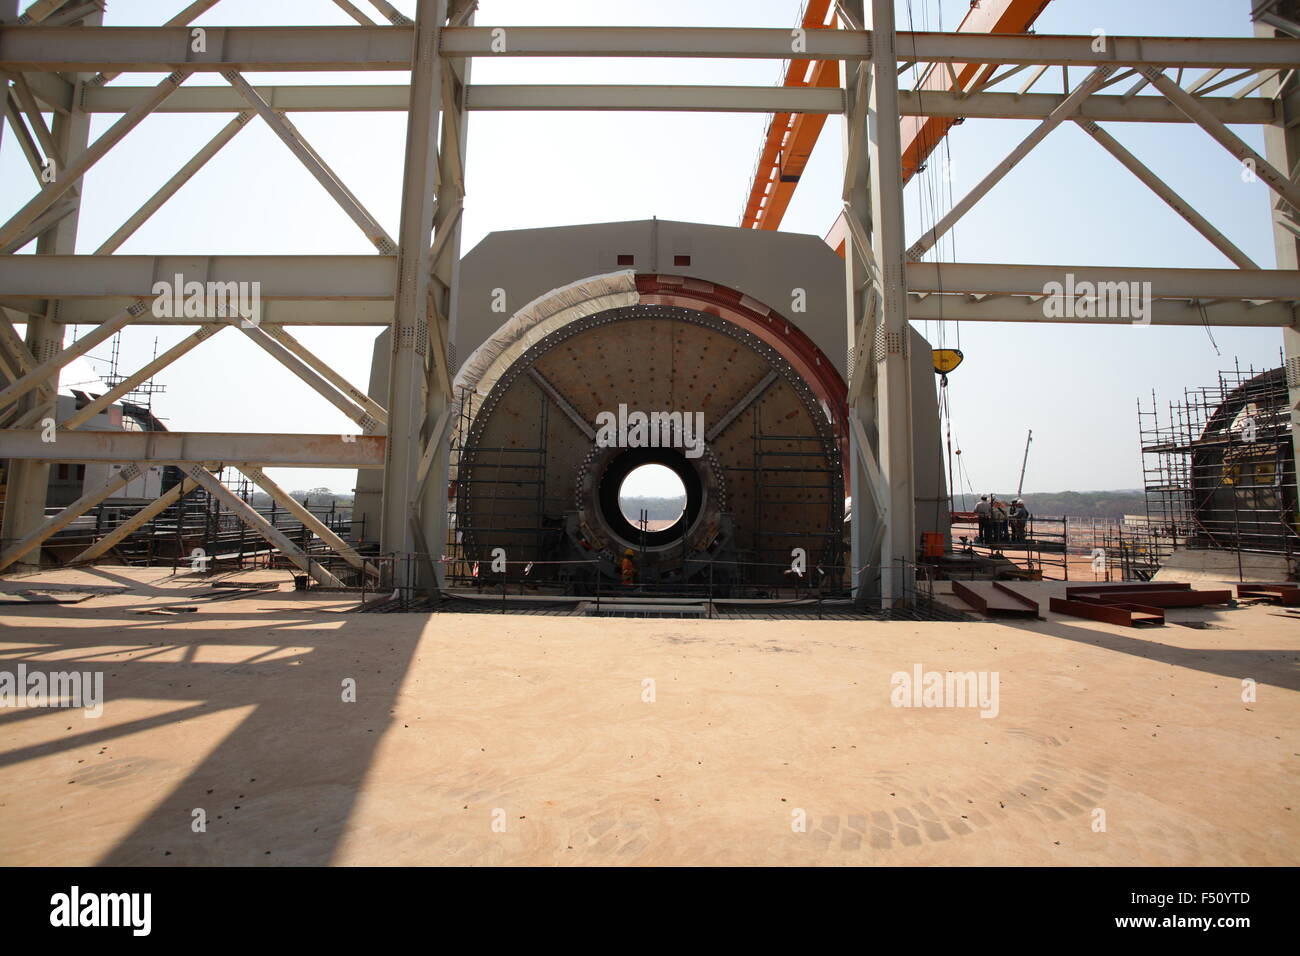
[{"x1": 739, "y1": 0, "x2": 1053, "y2": 252}]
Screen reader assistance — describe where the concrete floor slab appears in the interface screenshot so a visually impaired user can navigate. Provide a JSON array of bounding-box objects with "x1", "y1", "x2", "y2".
[{"x1": 0, "y1": 567, "x2": 1296, "y2": 865}]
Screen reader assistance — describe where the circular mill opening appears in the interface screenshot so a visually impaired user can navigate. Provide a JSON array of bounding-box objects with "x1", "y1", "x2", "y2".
[
  {"x1": 452, "y1": 302, "x2": 845, "y2": 589},
  {"x1": 618, "y1": 463, "x2": 687, "y2": 532}
]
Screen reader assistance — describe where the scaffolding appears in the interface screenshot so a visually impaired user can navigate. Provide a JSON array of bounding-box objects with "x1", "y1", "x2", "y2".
[
  {"x1": 31, "y1": 465, "x2": 356, "y2": 576},
  {"x1": 1137, "y1": 359, "x2": 1299, "y2": 578},
  {"x1": 447, "y1": 385, "x2": 565, "y2": 588},
  {"x1": 742, "y1": 396, "x2": 844, "y2": 589},
  {"x1": 101, "y1": 331, "x2": 166, "y2": 417}
]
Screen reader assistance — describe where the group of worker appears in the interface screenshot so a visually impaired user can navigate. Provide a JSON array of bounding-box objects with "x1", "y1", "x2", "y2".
[{"x1": 973, "y1": 495, "x2": 1030, "y2": 544}]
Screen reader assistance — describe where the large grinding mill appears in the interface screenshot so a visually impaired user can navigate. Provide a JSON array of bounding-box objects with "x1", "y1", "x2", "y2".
[{"x1": 354, "y1": 219, "x2": 951, "y2": 595}]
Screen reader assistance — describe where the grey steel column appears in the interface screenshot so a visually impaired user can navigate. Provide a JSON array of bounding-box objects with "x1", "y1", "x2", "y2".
[
  {"x1": 379, "y1": 0, "x2": 449, "y2": 588},
  {"x1": 867, "y1": 0, "x2": 917, "y2": 605},
  {"x1": 0, "y1": 4, "x2": 99, "y2": 568},
  {"x1": 421, "y1": 8, "x2": 473, "y2": 589},
  {"x1": 840, "y1": 0, "x2": 880, "y2": 603},
  {"x1": 1256, "y1": 3, "x2": 1300, "y2": 537}
]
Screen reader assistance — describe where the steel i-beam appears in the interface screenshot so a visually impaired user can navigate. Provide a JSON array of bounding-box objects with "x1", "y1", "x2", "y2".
[
  {"x1": 869, "y1": 0, "x2": 917, "y2": 606},
  {"x1": 183, "y1": 465, "x2": 345, "y2": 587},
  {"x1": 69, "y1": 477, "x2": 199, "y2": 565},
  {"x1": 240, "y1": 466, "x2": 376, "y2": 578},
  {"x1": 380, "y1": 0, "x2": 448, "y2": 578},
  {"x1": 0, "y1": 463, "x2": 143, "y2": 571}
]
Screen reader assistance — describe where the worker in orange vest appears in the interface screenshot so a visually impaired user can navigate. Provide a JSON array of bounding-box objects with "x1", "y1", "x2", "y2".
[{"x1": 620, "y1": 548, "x2": 637, "y2": 586}]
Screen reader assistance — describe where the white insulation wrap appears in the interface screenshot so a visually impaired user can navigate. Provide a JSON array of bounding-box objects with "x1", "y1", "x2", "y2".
[{"x1": 452, "y1": 270, "x2": 640, "y2": 412}]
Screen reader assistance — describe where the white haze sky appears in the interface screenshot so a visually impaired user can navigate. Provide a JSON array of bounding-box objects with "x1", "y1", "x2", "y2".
[
  {"x1": 621, "y1": 463, "x2": 687, "y2": 501},
  {"x1": 0, "y1": 0, "x2": 1285, "y2": 496}
]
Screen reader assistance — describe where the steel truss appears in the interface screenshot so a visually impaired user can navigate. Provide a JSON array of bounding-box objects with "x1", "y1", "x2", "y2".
[{"x1": 0, "y1": 0, "x2": 1297, "y2": 604}]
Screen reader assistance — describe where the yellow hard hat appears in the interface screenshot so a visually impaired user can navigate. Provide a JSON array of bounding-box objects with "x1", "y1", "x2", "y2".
[{"x1": 624, "y1": 548, "x2": 634, "y2": 556}]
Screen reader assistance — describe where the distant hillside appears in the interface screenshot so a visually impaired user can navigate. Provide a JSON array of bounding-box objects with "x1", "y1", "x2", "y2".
[
  {"x1": 621, "y1": 496, "x2": 687, "y2": 521},
  {"x1": 964, "y1": 490, "x2": 1146, "y2": 520},
  {"x1": 625, "y1": 490, "x2": 1147, "y2": 521}
]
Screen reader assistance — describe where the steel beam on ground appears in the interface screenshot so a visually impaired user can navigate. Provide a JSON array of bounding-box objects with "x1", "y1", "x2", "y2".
[
  {"x1": 1144, "y1": 65, "x2": 1300, "y2": 214},
  {"x1": 184, "y1": 465, "x2": 344, "y2": 587},
  {"x1": 0, "y1": 462, "x2": 143, "y2": 571},
  {"x1": 1075, "y1": 119, "x2": 1260, "y2": 269},
  {"x1": 0, "y1": 70, "x2": 190, "y2": 253},
  {"x1": 1049, "y1": 596, "x2": 1164, "y2": 627},
  {"x1": 0, "y1": 431, "x2": 387, "y2": 467},
  {"x1": 95, "y1": 112, "x2": 254, "y2": 255},
  {"x1": 240, "y1": 466, "x2": 375, "y2": 577},
  {"x1": 69, "y1": 476, "x2": 198, "y2": 565},
  {"x1": 908, "y1": 65, "x2": 1113, "y2": 261}
]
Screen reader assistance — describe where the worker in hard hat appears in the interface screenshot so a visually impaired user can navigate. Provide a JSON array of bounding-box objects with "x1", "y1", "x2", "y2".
[
  {"x1": 620, "y1": 548, "x2": 637, "y2": 586},
  {"x1": 1010, "y1": 499, "x2": 1029, "y2": 542},
  {"x1": 990, "y1": 497, "x2": 1008, "y2": 544},
  {"x1": 973, "y1": 495, "x2": 991, "y2": 544}
]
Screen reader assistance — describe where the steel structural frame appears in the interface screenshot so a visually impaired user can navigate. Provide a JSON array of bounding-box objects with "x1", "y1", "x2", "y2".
[{"x1": 0, "y1": 3, "x2": 1297, "y2": 602}]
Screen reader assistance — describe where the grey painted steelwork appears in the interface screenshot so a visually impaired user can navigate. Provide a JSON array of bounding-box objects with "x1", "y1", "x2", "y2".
[
  {"x1": 353, "y1": 218, "x2": 951, "y2": 597},
  {"x1": 1, "y1": 4, "x2": 1295, "y2": 605}
]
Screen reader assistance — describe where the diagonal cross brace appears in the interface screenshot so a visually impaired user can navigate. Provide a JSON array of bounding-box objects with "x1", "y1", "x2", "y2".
[{"x1": 224, "y1": 70, "x2": 397, "y2": 254}]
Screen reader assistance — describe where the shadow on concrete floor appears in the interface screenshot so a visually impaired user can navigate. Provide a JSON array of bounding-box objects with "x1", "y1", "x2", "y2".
[{"x1": 0, "y1": 602, "x2": 426, "y2": 865}]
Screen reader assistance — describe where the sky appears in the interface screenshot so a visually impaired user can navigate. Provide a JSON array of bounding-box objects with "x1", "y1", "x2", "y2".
[
  {"x1": 0, "y1": 0, "x2": 1288, "y2": 498},
  {"x1": 621, "y1": 463, "x2": 687, "y2": 502}
]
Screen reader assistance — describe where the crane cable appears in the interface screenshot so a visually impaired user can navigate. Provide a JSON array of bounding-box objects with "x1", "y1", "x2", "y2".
[{"x1": 906, "y1": 0, "x2": 964, "y2": 514}]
